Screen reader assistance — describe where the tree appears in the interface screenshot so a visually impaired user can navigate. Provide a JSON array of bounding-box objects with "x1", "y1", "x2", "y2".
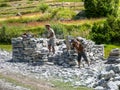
[
  {"x1": 84, "y1": 0, "x2": 119, "y2": 18},
  {"x1": 90, "y1": 15, "x2": 120, "y2": 44}
]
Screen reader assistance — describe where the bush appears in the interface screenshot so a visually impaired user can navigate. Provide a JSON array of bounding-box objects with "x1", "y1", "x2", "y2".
[
  {"x1": 39, "y1": 3, "x2": 49, "y2": 13},
  {"x1": 0, "y1": 26, "x2": 20, "y2": 44},
  {"x1": 84, "y1": 0, "x2": 119, "y2": 18},
  {"x1": 37, "y1": 13, "x2": 52, "y2": 21},
  {"x1": 0, "y1": 24, "x2": 45, "y2": 44},
  {"x1": 0, "y1": 3, "x2": 10, "y2": 7},
  {"x1": 50, "y1": 8, "x2": 76, "y2": 20},
  {"x1": 51, "y1": 23, "x2": 67, "y2": 38},
  {"x1": 64, "y1": 23, "x2": 91, "y2": 38},
  {"x1": 90, "y1": 15, "x2": 120, "y2": 44},
  {"x1": 48, "y1": 8, "x2": 59, "y2": 20},
  {"x1": 45, "y1": 23, "x2": 91, "y2": 39}
]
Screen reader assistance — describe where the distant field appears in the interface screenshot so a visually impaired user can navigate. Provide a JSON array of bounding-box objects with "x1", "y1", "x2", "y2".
[{"x1": 0, "y1": 0, "x2": 84, "y2": 18}]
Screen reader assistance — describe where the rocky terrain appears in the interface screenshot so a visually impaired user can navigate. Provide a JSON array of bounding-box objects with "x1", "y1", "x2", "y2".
[{"x1": 0, "y1": 37, "x2": 120, "y2": 90}]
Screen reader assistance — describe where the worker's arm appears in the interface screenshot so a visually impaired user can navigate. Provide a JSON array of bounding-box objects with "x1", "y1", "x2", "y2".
[{"x1": 47, "y1": 31, "x2": 54, "y2": 38}]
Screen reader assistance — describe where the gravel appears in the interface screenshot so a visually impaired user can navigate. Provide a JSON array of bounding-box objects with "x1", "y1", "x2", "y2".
[{"x1": 0, "y1": 48, "x2": 120, "y2": 90}]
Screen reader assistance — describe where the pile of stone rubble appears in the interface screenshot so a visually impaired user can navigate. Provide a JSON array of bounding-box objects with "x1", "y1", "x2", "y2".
[
  {"x1": 0, "y1": 79, "x2": 29, "y2": 90},
  {"x1": 11, "y1": 36, "x2": 104, "y2": 67},
  {"x1": 0, "y1": 38, "x2": 120, "y2": 90},
  {"x1": 106, "y1": 48, "x2": 120, "y2": 64}
]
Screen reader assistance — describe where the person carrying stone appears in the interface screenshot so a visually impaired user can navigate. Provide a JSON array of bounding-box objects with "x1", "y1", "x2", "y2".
[
  {"x1": 45, "y1": 24, "x2": 56, "y2": 54},
  {"x1": 70, "y1": 38, "x2": 90, "y2": 68}
]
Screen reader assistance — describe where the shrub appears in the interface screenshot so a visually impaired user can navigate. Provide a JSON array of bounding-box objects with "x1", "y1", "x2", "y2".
[
  {"x1": 37, "y1": 13, "x2": 52, "y2": 21},
  {"x1": 39, "y1": 3, "x2": 49, "y2": 13},
  {"x1": 53, "y1": 8, "x2": 76, "y2": 20},
  {"x1": 0, "y1": 3, "x2": 10, "y2": 7},
  {"x1": 64, "y1": 23, "x2": 91, "y2": 38},
  {"x1": 90, "y1": 15, "x2": 120, "y2": 44},
  {"x1": 0, "y1": 24, "x2": 45, "y2": 44},
  {"x1": 84, "y1": 0, "x2": 119, "y2": 18},
  {"x1": 4, "y1": 16, "x2": 40, "y2": 23},
  {"x1": 51, "y1": 23, "x2": 67, "y2": 38},
  {"x1": 48, "y1": 8, "x2": 59, "y2": 20},
  {"x1": 0, "y1": 25, "x2": 20, "y2": 44}
]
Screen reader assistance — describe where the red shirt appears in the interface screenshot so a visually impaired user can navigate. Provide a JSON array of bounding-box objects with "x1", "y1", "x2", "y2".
[{"x1": 72, "y1": 41, "x2": 84, "y2": 53}]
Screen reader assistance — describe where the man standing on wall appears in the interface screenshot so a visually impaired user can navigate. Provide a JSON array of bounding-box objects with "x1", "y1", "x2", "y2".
[{"x1": 45, "y1": 24, "x2": 56, "y2": 54}]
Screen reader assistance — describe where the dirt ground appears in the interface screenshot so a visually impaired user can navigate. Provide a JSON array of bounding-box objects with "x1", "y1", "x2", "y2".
[{"x1": 0, "y1": 70, "x2": 58, "y2": 90}]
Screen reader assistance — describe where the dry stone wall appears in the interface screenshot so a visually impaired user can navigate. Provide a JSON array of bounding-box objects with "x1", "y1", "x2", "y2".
[
  {"x1": 12, "y1": 36, "x2": 104, "y2": 67},
  {"x1": 106, "y1": 48, "x2": 120, "y2": 64}
]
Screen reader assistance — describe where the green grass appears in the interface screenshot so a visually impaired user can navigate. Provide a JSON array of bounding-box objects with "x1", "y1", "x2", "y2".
[
  {"x1": 104, "y1": 44, "x2": 120, "y2": 58},
  {"x1": 0, "y1": 44, "x2": 12, "y2": 51},
  {"x1": 52, "y1": 80, "x2": 93, "y2": 90}
]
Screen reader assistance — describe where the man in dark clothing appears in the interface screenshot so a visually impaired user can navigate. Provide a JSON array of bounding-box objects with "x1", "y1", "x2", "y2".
[{"x1": 71, "y1": 38, "x2": 90, "y2": 68}]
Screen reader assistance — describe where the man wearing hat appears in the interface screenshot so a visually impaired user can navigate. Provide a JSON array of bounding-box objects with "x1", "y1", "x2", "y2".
[
  {"x1": 71, "y1": 38, "x2": 90, "y2": 68},
  {"x1": 45, "y1": 24, "x2": 56, "y2": 54}
]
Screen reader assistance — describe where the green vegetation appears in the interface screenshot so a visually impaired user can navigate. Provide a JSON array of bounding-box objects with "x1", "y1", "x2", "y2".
[
  {"x1": 0, "y1": 3, "x2": 10, "y2": 7},
  {"x1": 39, "y1": 3, "x2": 49, "y2": 13},
  {"x1": 55, "y1": 8, "x2": 76, "y2": 20},
  {"x1": 89, "y1": 0, "x2": 120, "y2": 44},
  {"x1": 0, "y1": 22, "x2": 93, "y2": 44},
  {"x1": 0, "y1": 0, "x2": 120, "y2": 90},
  {"x1": 90, "y1": 16, "x2": 120, "y2": 44},
  {"x1": 2, "y1": 16, "x2": 41, "y2": 23},
  {"x1": 52, "y1": 80, "x2": 93, "y2": 90},
  {"x1": 0, "y1": 44, "x2": 12, "y2": 51},
  {"x1": 104, "y1": 44, "x2": 120, "y2": 58},
  {"x1": 0, "y1": 24, "x2": 45, "y2": 44},
  {"x1": 84, "y1": 0, "x2": 119, "y2": 18}
]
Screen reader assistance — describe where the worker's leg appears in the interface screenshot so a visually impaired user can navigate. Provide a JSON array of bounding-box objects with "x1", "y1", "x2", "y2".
[
  {"x1": 78, "y1": 53, "x2": 81, "y2": 68},
  {"x1": 82, "y1": 51, "x2": 90, "y2": 67},
  {"x1": 48, "y1": 44, "x2": 51, "y2": 53},
  {"x1": 51, "y1": 39, "x2": 56, "y2": 54},
  {"x1": 48, "y1": 39, "x2": 52, "y2": 53},
  {"x1": 52, "y1": 46, "x2": 55, "y2": 54}
]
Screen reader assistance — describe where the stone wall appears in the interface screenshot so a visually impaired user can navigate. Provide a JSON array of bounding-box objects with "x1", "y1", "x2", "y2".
[
  {"x1": 11, "y1": 37, "x2": 104, "y2": 67},
  {"x1": 105, "y1": 48, "x2": 120, "y2": 64}
]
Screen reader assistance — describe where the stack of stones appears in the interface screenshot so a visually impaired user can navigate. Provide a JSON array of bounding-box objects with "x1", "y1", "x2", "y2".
[
  {"x1": 12, "y1": 36, "x2": 104, "y2": 67},
  {"x1": 12, "y1": 37, "x2": 48, "y2": 62},
  {"x1": 52, "y1": 49, "x2": 77, "y2": 67},
  {"x1": 48, "y1": 37, "x2": 104, "y2": 67},
  {"x1": 106, "y1": 48, "x2": 120, "y2": 64}
]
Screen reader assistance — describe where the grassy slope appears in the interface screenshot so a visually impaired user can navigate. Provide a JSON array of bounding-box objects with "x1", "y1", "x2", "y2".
[
  {"x1": 0, "y1": 44, "x2": 12, "y2": 51},
  {"x1": 104, "y1": 44, "x2": 120, "y2": 58}
]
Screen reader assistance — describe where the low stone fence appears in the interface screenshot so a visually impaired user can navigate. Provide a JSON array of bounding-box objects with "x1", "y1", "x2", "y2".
[
  {"x1": 105, "y1": 48, "x2": 120, "y2": 64},
  {"x1": 11, "y1": 37, "x2": 104, "y2": 67}
]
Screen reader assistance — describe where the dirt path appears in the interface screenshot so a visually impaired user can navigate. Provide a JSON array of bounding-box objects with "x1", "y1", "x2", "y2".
[{"x1": 0, "y1": 70, "x2": 57, "y2": 90}]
